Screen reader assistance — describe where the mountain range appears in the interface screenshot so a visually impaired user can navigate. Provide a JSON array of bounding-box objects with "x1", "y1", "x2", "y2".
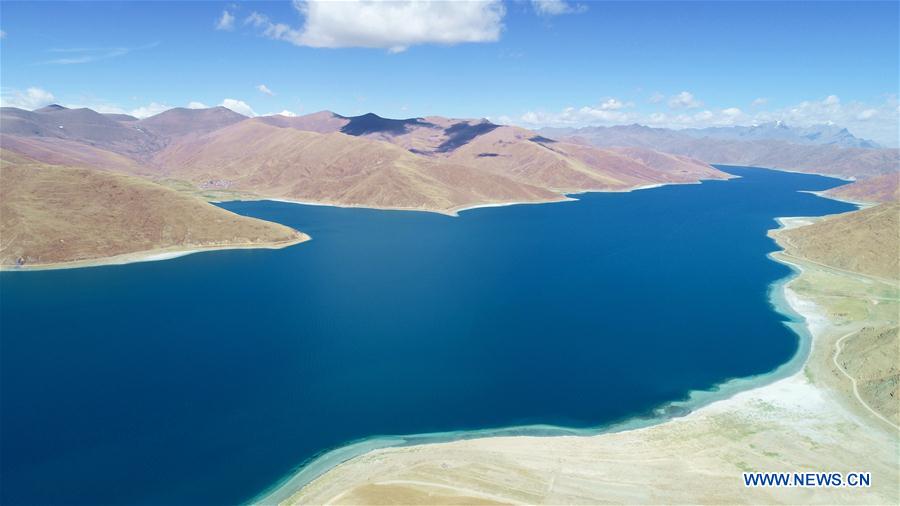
[
  {"x1": 539, "y1": 124, "x2": 898, "y2": 202},
  {"x1": 0, "y1": 105, "x2": 729, "y2": 214}
]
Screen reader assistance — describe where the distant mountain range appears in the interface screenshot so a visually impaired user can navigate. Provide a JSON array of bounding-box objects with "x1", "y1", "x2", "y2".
[
  {"x1": 538, "y1": 123, "x2": 898, "y2": 202},
  {"x1": 683, "y1": 121, "x2": 881, "y2": 149},
  {"x1": 541, "y1": 121, "x2": 881, "y2": 150}
]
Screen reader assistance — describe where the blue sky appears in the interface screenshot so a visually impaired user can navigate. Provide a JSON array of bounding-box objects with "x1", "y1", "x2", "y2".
[{"x1": 1, "y1": 1, "x2": 898, "y2": 145}]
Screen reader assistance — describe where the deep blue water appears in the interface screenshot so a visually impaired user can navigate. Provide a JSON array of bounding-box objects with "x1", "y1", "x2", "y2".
[{"x1": 0, "y1": 166, "x2": 854, "y2": 505}]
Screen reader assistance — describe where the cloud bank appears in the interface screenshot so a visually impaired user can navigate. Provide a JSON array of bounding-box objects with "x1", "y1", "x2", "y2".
[
  {"x1": 0, "y1": 87, "x2": 56, "y2": 109},
  {"x1": 512, "y1": 93, "x2": 900, "y2": 147}
]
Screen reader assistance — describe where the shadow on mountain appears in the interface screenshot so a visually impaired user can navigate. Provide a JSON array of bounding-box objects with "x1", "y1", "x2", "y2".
[
  {"x1": 339, "y1": 113, "x2": 435, "y2": 136},
  {"x1": 436, "y1": 121, "x2": 499, "y2": 153}
]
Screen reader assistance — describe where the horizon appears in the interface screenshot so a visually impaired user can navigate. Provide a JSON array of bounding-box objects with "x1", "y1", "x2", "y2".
[{"x1": 0, "y1": 1, "x2": 897, "y2": 146}]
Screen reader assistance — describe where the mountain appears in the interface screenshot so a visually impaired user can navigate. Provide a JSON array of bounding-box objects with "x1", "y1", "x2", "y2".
[
  {"x1": 682, "y1": 121, "x2": 880, "y2": 149},
  {"x1": 0, "y1": 150, "x2": 306, "y2": 268},
  {"x1": 0, "y1": 105, "x2": 163, "y2": 158},
  {"x1": 540, "y1": 124, "x2": 899, "y2": 202},
  {"x1": 0, "y1": 105, "x2": 247, "y2": 163},
  {"x1": 256, "y1": 111, "x2": 348, "y2": 133},
  {"x1": 151, "y1": 119, "x2": 566, "y2": 213},
  {"x1": 137, "y1": 106, "x2": 246, "y2": 138},
  {"x1": 826, "y1": 172, "x2": 900, "y2": 203},
  {"x1": 248, "y1": 112, "x2": 727, "y2": 192}
]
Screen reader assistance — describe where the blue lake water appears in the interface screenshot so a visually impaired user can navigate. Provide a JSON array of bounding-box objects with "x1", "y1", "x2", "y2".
[{"x1": 0, "y1": 166, "x2": 855, "y2": 505}]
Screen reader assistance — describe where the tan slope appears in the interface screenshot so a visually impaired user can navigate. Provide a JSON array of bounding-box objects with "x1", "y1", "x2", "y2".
[
  {"x1": 444, "y1": 125, "x2": 730, "y2": 192},
  {"x1": 152, "y1": 119, "x2": 563, "y2": 213},
  {"x1": 0, "y1": 134, "x2": 153, "y2": 175},
  {"x1": 0, "y1": 150, "x2": 306, "y2": 268},
  {"x1": 778, "y1": 202, "x2": 899, "y2": 279},
  {"x1": 826, "y1": 172, "x2": 900, "y2": 204}
]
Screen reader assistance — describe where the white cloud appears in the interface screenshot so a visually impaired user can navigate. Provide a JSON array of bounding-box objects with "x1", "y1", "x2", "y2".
[
  {"x1": 857, "y1": 108, "x2": 877, "y2": 120},
  {"x1": 129, "y1": 102, "x2": 172, "y2": 118},
  {"x1": 39, "y1": 42, "x2": 158, "y2": 65},
  {"x1": 0, "y1": 87, "x2": 56, "y2": 109},
  {"x1": 668, "y1": 91, "x2": 702, "y2": 109},
  {"x1": 0, "y1": 30, "x2": 6, "y2": 39},
  {"x1": 531, "y1": 0, "x2": 586, "y2": 16},
  {"x1": 751, "y1": 97, "x2": 768, "y2": 107},
  {"x1": 216, "y1": 10, "x2": 236, "y2": 31},
  {"x1": 245, "y1": 0, "x2": 505, "y2": 52},
  {"x1": 599, "y1": 98, "x2": 630, "y2": 111},
  {"x1": 256, "y1": 84, "x2": 275, "y2": 96},
  {"x1": 187, "y1": 101, "x2": 209, "y2": 109},
  {"x1": 648, "y1": 91, "x2": 664, "y2": 104},
  {"x1": 220, "y1": 98, "x2": 256, "y2": 117}
]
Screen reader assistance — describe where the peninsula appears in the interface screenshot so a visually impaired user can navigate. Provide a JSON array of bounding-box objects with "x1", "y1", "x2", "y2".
[{"x1": 0, "y1": 150, "x2": 307, "y2": 269}]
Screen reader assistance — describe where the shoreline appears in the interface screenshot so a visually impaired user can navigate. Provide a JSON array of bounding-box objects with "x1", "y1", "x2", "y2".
[
  {"x1": 253, "y1": 207, "x2": 848, "y2": 505},
  {"x1": 0, "y1": 234, "x2": 310, "y2": 272},
  {"x1": 227, "y1": 176, "x2": 723, "y2": 219}
]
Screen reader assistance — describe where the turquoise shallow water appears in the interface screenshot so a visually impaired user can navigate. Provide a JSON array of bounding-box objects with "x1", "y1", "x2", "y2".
[{"x1": 0, "y1": 166, "x2": 855, "y2": 505}]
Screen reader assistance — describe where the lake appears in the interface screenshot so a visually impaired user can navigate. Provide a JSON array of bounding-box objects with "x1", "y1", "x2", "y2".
[{"x1": 0, "y1": 166, "x2": 855, "y2": 505}]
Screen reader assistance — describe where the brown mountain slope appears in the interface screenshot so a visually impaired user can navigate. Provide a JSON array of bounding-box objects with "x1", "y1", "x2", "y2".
[
  {"x1": 151, "y1": 119, "x2": 564, "y2": 213},
  {"x1": 137, "y1": 106, "x2": 247, "y2": 138},
  {"x1": 260, "y1": 112, "x2": 730, "y2": 194},
  {"x1": 0, "y1": 150, "x2": 307, "y2": 268},
  {"x1": 778, "y1": 202, "x2": 899, "y2": 279},
  {"x1": 826, "y1": 172, "x2": 900, "y2": 204}
]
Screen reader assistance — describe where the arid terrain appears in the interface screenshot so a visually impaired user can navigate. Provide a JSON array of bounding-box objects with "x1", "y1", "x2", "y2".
[
  {"x1": 542, "y1": 124, "x2": 900, "y2": 203},
  {"x1": 778, "y1": 202, "x2": 900, "y2": 280},
  {"x1": 0, "y1": 150, "x2": 307, "y2": 269},
  {"x1": 277, "y1": 204, "x2": 899, "y2": 505}
]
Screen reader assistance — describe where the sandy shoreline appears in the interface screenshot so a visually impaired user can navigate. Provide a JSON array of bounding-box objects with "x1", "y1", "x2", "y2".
[
  {"x1": 262, "y1": 204, "x2": 898, "y2": 505},
  {"x1": 0, "y1": 234, "x2": 310, "y2": 272}
]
